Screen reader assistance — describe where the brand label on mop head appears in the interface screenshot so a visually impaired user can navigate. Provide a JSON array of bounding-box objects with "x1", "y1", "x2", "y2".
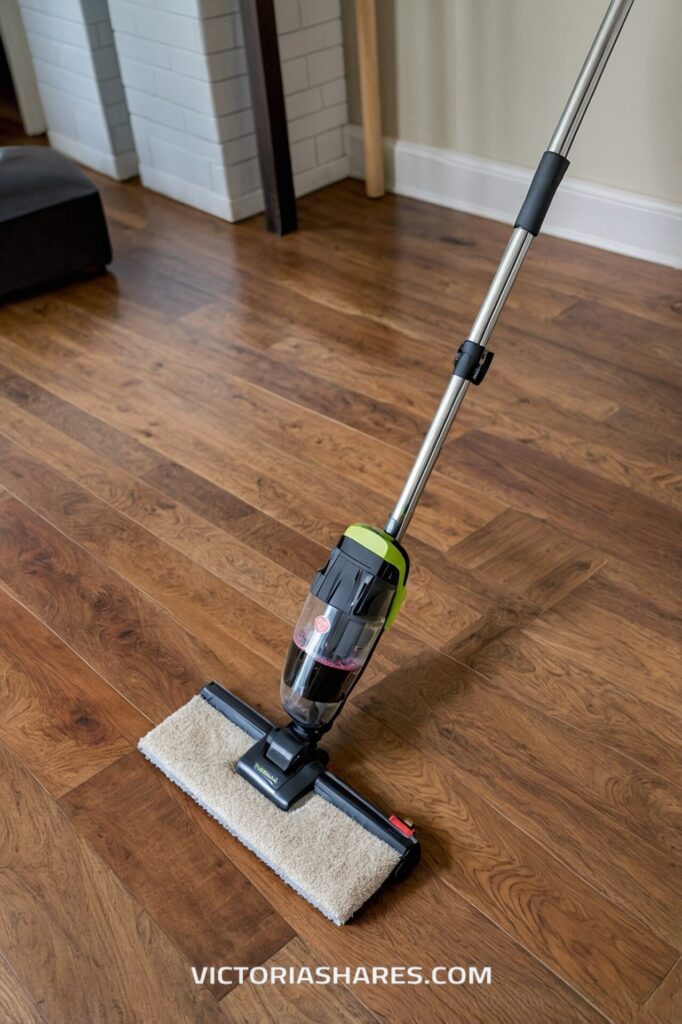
[{"x1": 254, "y1": 761, "x2": 280, "y2": 786}]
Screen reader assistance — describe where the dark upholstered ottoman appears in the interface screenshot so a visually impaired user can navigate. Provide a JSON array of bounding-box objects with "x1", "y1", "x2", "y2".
[{"x1": 0, "y1": 146, "x2": 112, "y2": 299}]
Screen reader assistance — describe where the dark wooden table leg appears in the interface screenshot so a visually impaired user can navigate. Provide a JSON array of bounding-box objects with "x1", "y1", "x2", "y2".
[{"x1": 240, "y1": 0, "x2": 297, "y2": 235}]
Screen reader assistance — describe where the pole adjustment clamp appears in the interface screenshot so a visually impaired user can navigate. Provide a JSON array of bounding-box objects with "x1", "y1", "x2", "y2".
[{"x1": 453, "y1": 340, "x2": 494, "y2": 385}]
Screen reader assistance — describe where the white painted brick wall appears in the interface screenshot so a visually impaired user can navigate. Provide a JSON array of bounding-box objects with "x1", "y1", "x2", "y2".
[
  {"x1": 109, "y1": 0, "x2": 348, "y2": 221},
  {"x1": 17, "y1": 0, "x2": 137, "y2": 180}
]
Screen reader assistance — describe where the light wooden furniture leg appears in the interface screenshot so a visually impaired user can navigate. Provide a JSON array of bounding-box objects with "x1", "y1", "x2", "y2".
[{"x1": 355, "y1": 0, "x2": 384, "y2": 198}]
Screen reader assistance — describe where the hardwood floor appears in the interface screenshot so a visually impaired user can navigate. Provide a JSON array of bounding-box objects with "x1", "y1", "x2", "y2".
[{"x1": 0, "y1": 164, "x2": 679, "y2": 1023}]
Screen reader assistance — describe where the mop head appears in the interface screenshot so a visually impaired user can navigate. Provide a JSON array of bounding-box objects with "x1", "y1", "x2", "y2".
[{"x1": 138, "y1": 696, "x2": 401, "y2": 924}]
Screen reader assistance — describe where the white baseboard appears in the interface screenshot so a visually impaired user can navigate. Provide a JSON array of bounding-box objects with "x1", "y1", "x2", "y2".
[
  {"x1": 344, "y1": 125, "x2": 681, "y2": 269},
  {"x1": 48, "y1": 131, "x2": 138, "y2": 181},
  {"x1": 139, "y1": 156, "x2": 350, "y2": 224},
  {"x1": 139, "y1": 166, "x2": 234, "y2": 220}
]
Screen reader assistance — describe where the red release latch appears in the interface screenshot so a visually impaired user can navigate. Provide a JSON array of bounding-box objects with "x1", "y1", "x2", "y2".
[{"x1": 389, "y1": 814, "x2": 415, "y2": 837}]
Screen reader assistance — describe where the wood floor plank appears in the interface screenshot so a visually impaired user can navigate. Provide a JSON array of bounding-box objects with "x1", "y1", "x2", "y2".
[
  {"x1": 460, "y1": 626, "x2": 682, "y2": 788},
  {"x1": 300, "y1": 189, "x2": 677, "y2": 369},
  {"x1": 0, "y1": 438, "x2": 409, "y2": 712},
  {"x1": 0, "y1": 306, "x2": 504, "y2": 554},
  {"x1": 516, "y1": 226, "x2": 682, "y2": 328},
  {"x1": 0, "y1": 291, "x2": 429, "y2": 472},
  {"x1": 592, "y1": 561, "x2": 681, "y2": 642},
  {"x1": 155, "y1": 208, "x2": 678, "y2": 435},
  {"x1": 23, "y1": 291, "x2": 432, "y2": 451},
  {"x1": 0, "y1": 439, "x2": 294, "y2": 667},
  {"x1": 442, "y1": 430, "x2": 681, "y2": 575},
  {"x1": 0, "y1": 586, "x2": 140, "y2": 796},
  {"x1": 638, "y1": 957, "x2": 682, "y2": 1024},
  {"x1": 357, "y1": 653, "x2": 682, "y2": 948},
  {"x1": 0, "y1": 406, "x2": 310, "y2": 621},
  {"x1": 449, "y1": 508, "x2": 607, "y2": 608},
  {"x1": 523, "y1": 590, "x2": 682, "y2": 716},
  {"x1": 327, "y1": 705, "x2": 676, "y2": 1021},
  {"x1": 0, "y1": 957, "x2": 48, "y2": 1024},
  {"x1": 0, "y1": 331, "x2": 397, "y2": 550},
  {"x1": 0, "y1": 496, "x2": 279, "y2": 724},
  {"x1": 492, "y1": 321, "x2": 682, "y2": 433},
  {"x1": 301, "y1": 180, "x2": 681, "y2": 326},
  {"x1": 60, "y1": 752, "x2": 294, "y2": 998},
  {"x1": 442, "y1": 386, "x2": 682, "y2": 511},
  {"x1": 221, "y1": 937, "x2": 385, "y2": 1024},
  {"x1": 0, "y1": 426, "x2": 481, "y2": 658},
  {"x1": 0, "y1": 437, "x2": 376, "y2": 692},
  {"x1": 413, "y1": 506, "x2": 605, "y2": 665},
  {"x1": 0, "y1": 740, "x2": 232, "y2": 1024},
  {"x1": 270, "y1": 327, "x2": 446, "y2": 415},
  {"x1": 0, "y1": 385, "x2": 319, "y2": 585},
  {"x1": 607, "y1": 406, "x2": 682, "y2": 453},
  {"x1": 0, "y1": 373, "x2": 164, "y2": 477},
  {"x1": 143, "y1": 458, "x2": 329, "y2": 580},
  {"x1": 297, "y1": 187, "x2": 575, "y2": 328},
  {"x1": 552, "y1": 299, "x2": 682, "y2": 380},
  {"x1": 273, "y1": 324, "x2": 623, "y2": 426},
  {"x1": 100, "y1": 246, "x2": 214, "y2": 320}
]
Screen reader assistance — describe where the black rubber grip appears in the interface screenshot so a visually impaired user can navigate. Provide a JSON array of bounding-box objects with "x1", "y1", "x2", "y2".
[{"x1": 515, "y1": 151, "x2": 569, "y2": 236}]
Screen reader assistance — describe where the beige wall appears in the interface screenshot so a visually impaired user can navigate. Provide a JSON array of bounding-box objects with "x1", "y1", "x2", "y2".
[{"x1": 342, "y1": 0, "x2": 682, "y2": 203}]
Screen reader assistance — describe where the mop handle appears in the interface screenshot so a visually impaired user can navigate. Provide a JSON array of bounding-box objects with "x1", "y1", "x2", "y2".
[{"x1": 384, "y1": 0, "x2": 635, "y2": 542}]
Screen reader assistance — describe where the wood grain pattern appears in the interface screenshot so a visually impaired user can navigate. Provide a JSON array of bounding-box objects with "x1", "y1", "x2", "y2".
[
  {"x1": 0, "y1": 394, "x2": 311, "y2": 611},
  {"x1": 222, "y1": 937, "x2": 382, "y2": 1023},
  {"x1": 0, "y1": 957, "x2": 47, "y2": 1024},
  {"x1": 324, "y1": 705, "x2": 676, "y2": 1020},
  {"x1": 0, "y1": 372, "x2": 164, "y2": 476},
  {"x1": 172, "y1": 777, "x2": 609, "y2": 1024},
  {"x1": 552, "y1": 299, "x2": 682, "y2": 381},
  {"x1": 442, "y1": 429, "x2": 681, "y2": 572},
  {"x1": 523, "y1": 589, "x2": 682, "y2": 716},
  {"x1": 0, "y1": 740, "x2": 232, "y2": 1024},
  {"x1": 442, "y1": 386, "x2": 682, "y2": 510},
  {"x1": 638, "y1": 957, "x2": 682, "y2": 1024},
  {"x1": 0, "y1": 164, "x2": 678, "y2": 1024},
  {"x1": 60, "y1": 753, "x2": 294, "y2": 998},
  {"x1": 0, "y1": 586, "x2": 139, "y2": 796},
  {"x1": 449, "y1": 508, "x2": 607, "y2": 606},
  {"x1": 358, "y1": 654, "x2": 682, "y2": 948},
  {"x1": 461, "y1": 626, "x2": 682, "y2": 788},
  {"x1": 0, "y1": 437, "x2": 409, "y2": 690},
  {"x1": 143, "y1": 458, "x2": 329, "y2": 580},
  {"x1": 0, "y1": 497, "x2": 280, "y2": 724},
  {"x1": 0, "y1": 437, "x2": 299, "y2": 659},
  {"x1": 594, "y1": 559, "x2": 681, "y2": 642}
]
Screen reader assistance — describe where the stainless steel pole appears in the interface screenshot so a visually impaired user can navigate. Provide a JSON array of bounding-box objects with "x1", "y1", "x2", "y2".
[
  {"x1": 548, "y1": 0, "x2": 635, "y2": 157},
  {"x1": 385, "y1": 0, "x2": 635, "y2": 542}
]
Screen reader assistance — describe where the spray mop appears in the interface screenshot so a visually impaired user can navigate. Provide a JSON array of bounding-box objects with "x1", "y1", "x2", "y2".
[{"x1": 140, "y1": 0, "x2": 636, "y2": 924}]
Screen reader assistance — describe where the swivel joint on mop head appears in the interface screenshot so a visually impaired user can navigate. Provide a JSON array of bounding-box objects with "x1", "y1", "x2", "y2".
[{"x1": 139, "y1": 686, "x2": 420, "y2": 924}]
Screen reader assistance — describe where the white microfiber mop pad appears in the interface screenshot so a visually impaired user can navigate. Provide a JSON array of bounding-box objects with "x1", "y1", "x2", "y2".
[{"x1": 138, "y1": 696, "x2": 401, "y2": 924}]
